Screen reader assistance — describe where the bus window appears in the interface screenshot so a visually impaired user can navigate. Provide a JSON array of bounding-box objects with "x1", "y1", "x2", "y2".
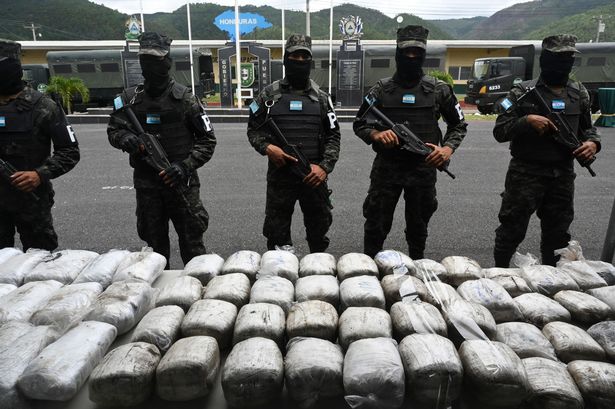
[
  {"x1": 53, "y1": 64, "x2": 72, "y2": 74},
  {"x1": 370, "y1": 59, "x2": 390, "y2": 68},
  {"x1": 77, "y1": 64, "x2": 96, "y2": 73},
  {"x1": 175, "y1": 61, "x2": 191, "y2": 71},
  {"x1": 100, "y1": 63, "x2": 119, "y2": 72},
  {"x1": 321, "y1": 60, "x2": 337, "y2": 69},
  {"x1": 588, "y1": 57, "x2": 606, "y2": 66}
]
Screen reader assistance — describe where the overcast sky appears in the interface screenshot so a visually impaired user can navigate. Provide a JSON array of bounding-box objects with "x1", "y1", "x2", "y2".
[{"x1": 92, "y1": 0, "x2": 527, "y2": 19}]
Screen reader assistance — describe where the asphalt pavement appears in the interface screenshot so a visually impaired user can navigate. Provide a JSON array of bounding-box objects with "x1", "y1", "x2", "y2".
[{"x1": 45, "y1": 121, "x2": 615, "y2": 268}]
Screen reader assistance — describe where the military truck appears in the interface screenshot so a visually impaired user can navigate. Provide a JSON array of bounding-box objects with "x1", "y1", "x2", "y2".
[{"x1": 465, "y1": 42, "x2": 615, "y2": 114}]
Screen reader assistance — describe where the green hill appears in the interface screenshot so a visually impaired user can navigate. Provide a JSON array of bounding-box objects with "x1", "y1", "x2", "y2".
[
  {"x1": 429, "y1": 16, "x2": 487, "y2": 39},
  {"x1": 527, "y1": 3, "x2": 615, "y2": 42}
]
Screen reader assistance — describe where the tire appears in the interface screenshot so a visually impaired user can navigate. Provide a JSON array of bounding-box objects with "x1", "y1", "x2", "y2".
[{"x1": 477, "y1": 104, "x2": 492, "y2": 115}]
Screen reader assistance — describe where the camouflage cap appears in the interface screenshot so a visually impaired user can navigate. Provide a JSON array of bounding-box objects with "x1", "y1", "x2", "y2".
[
  {"x1": 542, "y1": 34, "x2": 579, "y2": 53},
  {"x1": 397, "y1": 25, "x2": 429, "y2": 50},
  {"x1": 285, "y1": 34, "x2": 312, "y2": 55},
  {"x1": 0, "y1": 39, "x2": 21, "y2": 61},
  {"x1": 138, "y1": 32, "x2": 172, "y2": 57}
]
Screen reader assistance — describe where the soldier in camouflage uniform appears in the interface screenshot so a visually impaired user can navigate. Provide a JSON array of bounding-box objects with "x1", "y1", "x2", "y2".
[
  {"x1": 108, "y1": 32, "x2": 216, "y2": 266},
  {"x1": 247, "y1": 34, "x2": 341, "y2": 252},
  {"x1": 493, "y1": 35, "x2": 600, "y2": 267},
  {"x1": 0, "y1": 40, "x2": 80, "y2": 250},
  {"x1": 354, "y1": 26, "x2": 467, "y2": 259}
]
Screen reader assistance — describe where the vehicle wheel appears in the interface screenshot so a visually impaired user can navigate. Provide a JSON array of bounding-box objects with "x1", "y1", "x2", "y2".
[{"x1": 477, "y1": 105, "x2": 492, "y2": 115}]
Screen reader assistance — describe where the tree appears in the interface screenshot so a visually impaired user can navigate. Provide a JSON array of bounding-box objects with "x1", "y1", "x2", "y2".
[
  {"x1": 428, "y1": 70, "x2": 455, "y2": 87},
  {"x1": 45, "y1": 76, "x2": 90, "y2": 114}
]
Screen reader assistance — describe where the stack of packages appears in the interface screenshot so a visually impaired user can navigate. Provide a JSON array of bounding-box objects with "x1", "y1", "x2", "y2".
[{"x1": 1, "y1": 240, "x2": 614, "y2": 409}]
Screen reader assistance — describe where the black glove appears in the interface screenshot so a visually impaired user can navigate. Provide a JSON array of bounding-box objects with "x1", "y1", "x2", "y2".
[
  {"x1": 162, "y1": 162, "x2": 187, "y2": 187},
  {"x1": 120, "y1": 133, "x2": 140, "y2": 154}
]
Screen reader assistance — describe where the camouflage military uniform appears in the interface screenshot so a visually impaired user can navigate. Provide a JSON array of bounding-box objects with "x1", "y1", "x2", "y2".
[
  {"x1": 354, "y1": 26, "x2": 467, "y2": 259},
  {"x1": 247, "y1": 34, "x2": 341, "y2": 252},
  {"x1": 493, "y1": 35, "x2": 600, "y2": 267},
  {"x1": 0, "y1": 41, "x2": 79, "y2": 251},
  {"x1": 108, "y1": 33, "x2": 216, "y2": 266}
]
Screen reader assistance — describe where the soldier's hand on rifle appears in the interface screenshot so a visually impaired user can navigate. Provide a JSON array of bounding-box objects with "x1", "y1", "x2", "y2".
[
  {"x1": 527, "y1": 114, "x2": 558, "y2": 136},
  {"x1": 304, "y1": 164, "x2": 327, "y2": 188},
  {"x1": 11, "y1": 171, "x2": 41, "y2": 193},
  {"x1": 573, "y1": 141, "x2": 598, "y2": 162},
  {"x1": 425, "y1": 144, "x2": 453, "y2": 168},
  {"x1": 370, "y1": 130, "x2": 399, "y2": 149},
  {"x1": 266, "y1": 144, "x2": 298, "y2": 168},
  {"x1": 160, "y1": 163, "x2": 187, "y2": 187},
  {"x1": 120, "y1": 133, "x2": 141, "y2": 154}
]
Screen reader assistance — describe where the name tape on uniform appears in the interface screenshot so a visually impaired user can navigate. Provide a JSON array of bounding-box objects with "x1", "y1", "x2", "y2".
[
  {"x1": 0, "y1": 116, "x2": 5, "y2": 127},
  {"x1": 146, "y1": 114, "x2": 161, "y2": 125},
  {"x1": 552, "y1": 100, "x2": 566, "y2": 110},
  {"x1": 402, "y1": 94, "x2": 416, "y2": 104},
  {"x1": 290, "y1": 101, "x2": 303, "y2": 111}
]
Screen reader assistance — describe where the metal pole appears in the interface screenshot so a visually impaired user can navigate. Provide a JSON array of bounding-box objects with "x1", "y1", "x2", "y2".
[
  {"x1": 282, "y1": 0, "x2": 285, "y2": 77},
  {"x1": 306, "y1": 0, "x2": 310, "y2": 36},
  {"x1": 328, "y1": 0, "x2": 333, "y2": 93},
  {"x1": 234, "y1": 0, "x2": 242, "y2": 109},
  {"x1": 601, "y1": 195, "x2": 615, "y2": 262},
  {"x1": 187, "y1": 2, "x2": 196, "y2": 95},
  {"x1": 140, "y1": 0, "x2": 145, "y2": 32}
]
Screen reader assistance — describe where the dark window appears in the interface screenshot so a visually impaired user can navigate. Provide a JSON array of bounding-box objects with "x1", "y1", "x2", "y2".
[
  {"x1": 100, "y1": 63, "x2": 119, "y2": 72},
  {"x1": 371, "y1": 59, "x2": 390, "y2": 68},
  {"x1": 321, "y1": 60, "x2": 337, "y2": 69},
  {"x1": 175, "y1": 61, "x2": 191, "y2": 71},
  {"x1": 77, "y1": 64, "x2": 96, "y2": 73},
  {"x1": 573, "y1": 57, "x2": 582, "y2": 67},
  {"x1": 460, "y1": 66, "x2": 472, "y2": 80},
  {"x1": 424, "y1": 58, "x2": 440, "y2": 68},
  {"x1": 448, "y1": 66, "x2": 460, "y2": 79},
  {"x1": 588, "y1": 57, "x2": 606, "y2": 66},
  {"x1": 53, "y1": 64, "x2": 72, "y2": 74},
  {"x1": 498, "y1": 60, "x2": 512, "y2": 76}
]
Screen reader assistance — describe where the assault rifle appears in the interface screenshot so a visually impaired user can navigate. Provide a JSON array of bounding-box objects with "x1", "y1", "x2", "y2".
[
  {"x1": 518, "y1": 86, "x2": 596, "y2": 177},
  {"x1": 0, "y1": 158, "x2": 39, "y2": 200},
  {"x1": 261, "y1": 99, "x2": 333, "y2": 209},
  {"x1": 360, "y1": 94, "x2": 456, "y2": 179},
  {"x1": 114, "y1": 98, "x2": 207, "y2": 230}
]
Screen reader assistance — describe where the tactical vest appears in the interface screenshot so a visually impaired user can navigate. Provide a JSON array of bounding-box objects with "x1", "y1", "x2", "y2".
[
  {"x1": 268, "y1": 92, "x2": 322, "y2": 162},
  {"x1": 379, "y1": 76, "x2": 440, "y2": 146},
  {"x1": 0, "y1": 91, "x2": 49, "y2": 170},
  {"x1": 127, "y1": 83, "x2": 194, "y2": 178},
  {"x1": 511, "y1": 80, "x2": 581, "y2": 163}
]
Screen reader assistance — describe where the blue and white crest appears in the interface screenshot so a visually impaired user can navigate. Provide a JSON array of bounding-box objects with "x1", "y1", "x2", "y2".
[
  {"x1": 339, "y1": 16, "x2": 364, "y2": 40},
  {"x1": 146, "y1": 114, "x2": 161, "y2": 125},
  {"x1": 290, "y1": 101, "x2": 303, "y2": 111},
  {"x1": 552, "y1": 100, "x2": 566, "y2": 110},
  {"x1": 402, "y1": 94, "x2": 416, "y2": 104},
  {"x1": 500, "y1": 98, "x2": 513, "y2": 111}
]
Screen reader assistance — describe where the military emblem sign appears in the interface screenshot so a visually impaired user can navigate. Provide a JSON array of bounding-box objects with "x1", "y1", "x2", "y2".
[
  {"x1": 240, "y1": 63, "x2": 255, "y2": 87},
  {"x1": 125, "y1": 16, "x2": 142, "y2": 41},
  {"x1": 339, "y1": 16, "x2": 363, "y2": 40}
]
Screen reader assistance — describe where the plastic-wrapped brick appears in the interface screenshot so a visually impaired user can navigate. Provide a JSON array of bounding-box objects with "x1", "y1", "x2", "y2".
[
  {"x1": 202, "y1": 273, "x2": 250, "y2": 308},
  {"x1": 336, "y1": 253, "x2": 378, "y2": 281},
  {"x1": 250, "y1": 276, "x2": 294, "y2": 314},
  {"x1": 338, "y1": 307, "x2": 392, "y2": 350},
  {"x1": 374, "y1": 250, "x2": 415, "y2": 277},
  {"x1": 421, "y1": 280, "x2": 461, "y2": 309},
  {"x1": 514, "y1": 293, "x2": 571, "y2": 328},
  {"x1": 518, "y1": 264, "x2": 579, "y2": 296},
  {"x1": 381, "y1": 274, "x2": 428, "y2": 308},
  {"x1": 233, "y1": 303, "x2": 286, "y2": 348},
  {"x1": 222, "y1": 337, "x2": 284, "y2": 408},
  {"x1": 294, "y1": 275, "x2": 339, "y2": 308},
  {"x1": 413, "y1": 258, "x2": 447, "y2": 282},
  {"x1": 542, "y1": 321, "x2": 606, "y2": 363},
  {"x1": 553, "y1": 290, "x2": 613, "y2": 325},
  {"x1": 0, "y1": 248, "x2": 49, "y2": 286},
  {"x1": 339, "y1": 275, "x2": 385, "y2": 311},
  {"x1": 523, "y1": 357, "x2": 583, "y2": 409},
  {"x1": 443, "y1": 298, "x2": 497, "y2": 340},
  {"x1": 130, "y1": 305, "x2": 185, "y2": 354},
  {"x1": 0, "y1": 247, "x2": 22, "y2": 265},
  {"x1": 30, "y1": 282, "x2": 103, "y2": 333},
  {"x1": 89, "y1": 342, "x2": 161, "y2": 407},
  {"x1": 457, "y1": 278, "x2": 523, "y2": 323},
  {"x1": 0, "y1": 283, "x2": 16, "y2": 299},
  {"x1": 495, "y1": 322, "x2": 557, "y2": 360},
  {"x1": 491, "y1": 275, "x2": 533, "y2": 298},
  {"x1": 459, "y1": 340, "x2": 530, "y2": 409},
  {"x1": 0, "y1": 280, "x2": 63, "y2": 325},
  {"x1": 181, "y1": 299, "x2": 238, "y2": 349},
  {"x1": 398, "y1": 333, "x2": 463, "y2": 407},
  {"x1": 155, "y1": 276, "x2": 202, "y2": 312},
  {"x1": 286, "y1": 300, "x2": 339, "y2": 342},
  {"x1": 587, "y1": 285, "x2": 615, "y2": 312},
  {"x1": 343, "y1": 337, "x2": 405, "y2": 409},
  {"x1": 587, "y1": 321, "x2": 615, "y2": 361},
  {"x1": 390, "y1": 301, "x2": 447, "y2": 340},
  {"x1": 182, "y1": 253, "x2": 224, "y2": 285},
  {"x1": 258, "y1": 250, "x2": 299, "y2": 283},
  {"x1": 568, "y1": 360, "x2": 615, "y2": 409},
  {"x1": 73, "y1": 249, "x2": 131, "y2": 288},
  {"x1": 221, "y1": 250, "x2": 261, "y2": 282},
  {"x1": 84, "y1": 280, "x2": 154, "y2": 335},
  {"x1": 284, "y1": 337, "x2": 344, "y2": 408},
  {"x1": 17, "y1": 321, "x2": 117, "y2": 401},
  {"x1": 558, "y1": 261, "x2": 608, "y2": 290},
  {"x1": 440, "y1": 256, "x2": 482, "y2": 287},
  {"x1": 25, "y1": 249, "x2": 99, "y2": 284},
  {"x1": 112, "y1": 250, "x2": 166, "y2": 284},
  {"x1": 299, "y1": 253, "x2": 336, "y2": 277},
  {"x1": 156, "y1": 336, "x2": 220, "y2": 401}
]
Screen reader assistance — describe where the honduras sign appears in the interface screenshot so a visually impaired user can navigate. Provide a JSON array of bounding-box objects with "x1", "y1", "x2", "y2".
[{"x1": 214, "y1": 10, "x2": 272, "y2": 41}]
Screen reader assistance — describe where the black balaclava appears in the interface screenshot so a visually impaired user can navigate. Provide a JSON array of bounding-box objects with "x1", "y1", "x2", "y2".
[
  {"x1": 0, "y1": 58, "x2": 24, "y2": 96},
  {"x1": 540, "y1": 50, "x2": 575, "y2": 87},
  {"x1": 140, "y1": 54, "x2": 172, "y2": 97},
  {"x1": 394, "y1": 47, "x2": 425, "y2": 86},
  {"x1": 283, "y1": 53, "x2": 311, "y2": 90}
]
